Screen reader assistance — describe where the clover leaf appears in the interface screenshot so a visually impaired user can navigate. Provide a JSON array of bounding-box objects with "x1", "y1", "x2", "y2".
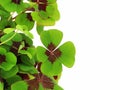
[
  {"x1": 36, "y1": 30, "x2": 76, "y2": 76},
  {"x1": 0, "y1": 0, "x2": 76, "y2": 89},
  {"x1": 15, "y1": 13, "x2": 34, "y2": 31},
  {"x1": 0, "y1": 0, "x2": 28, "y2": 13},
  {"x1": 0, "y1": 47, "x2": 17, "y2": 71},
  {"x1": 0, "y1": 66, "x2": 18, "y2": 79},
  {"x1": 11, "y1": 81, "x2": 28, "y2": 90}
]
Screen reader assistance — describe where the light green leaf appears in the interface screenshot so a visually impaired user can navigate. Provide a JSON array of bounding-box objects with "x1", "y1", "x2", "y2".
[
  {"x1": 39, "y1": 84, "x2": 44, "y2": 90},
  {"x1": 24, "y1": 31, "x2": 34, "y2": 39},
  {"x1": 46, "y1": 3, "x2": 60, "y2": 20},
  {"x1": 40, "y1": 30, "x2": 63, "y2": 48},
  {"x1": 15, "y1": 13, "x2": 34, "y2": 31},
  {"x1": 27, "y1": 47, "x2": 36, "y2": 57},
  {"x1": 31, "y1": 11, "x2": 55, "y2": 26},
  {"x1": 59, "y1": 41, "x2": 76, "y2": 68},
  {"x1": 41, "y1": 60, "x2": 62, "y2": 76},
  {"x1": 3, "y1": 28, "x2": 15, "y2": 34},
  {"x1": 0, "y1": 82, "x2": 4, "y2": 90},
  {"x1": 36, "y1": 24, "x2": 44, "y2": 35},
  {"x1": 41, "y1": 60, "x2": 52, "y2": 76},
  {"x1": 47, "y1": 0, "x2": 56, "y2": 3},
  {"x1": 54, "y1": 85, "x2": 63, "y2": 90},
  {"x1": 36, "y1": 46, "x2": 47, "y2": 62},
  {"x1": 11, "y1": 81, "x2": 28, "y2": 90},
  {"x1": 52, "y1": 61, "x2": 62, "y2": 75},
  {"x1": 16, "y1": 25, "x2": 28, "y2": 31}
]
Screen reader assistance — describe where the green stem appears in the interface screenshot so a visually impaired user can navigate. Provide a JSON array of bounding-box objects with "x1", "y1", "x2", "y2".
[{"x1": 0, "y1": 32, "x2": 17, "y2": 45}]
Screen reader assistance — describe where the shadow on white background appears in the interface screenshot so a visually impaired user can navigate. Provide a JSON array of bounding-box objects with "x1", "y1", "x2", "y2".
[{"x1": 32, "y1": 0, "x2": 120, "y2": 90}]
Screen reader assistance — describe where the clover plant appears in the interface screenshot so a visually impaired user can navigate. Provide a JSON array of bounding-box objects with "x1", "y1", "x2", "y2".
[{"x1": 0, "y1": 0, "x2": 76, "y2": 90}]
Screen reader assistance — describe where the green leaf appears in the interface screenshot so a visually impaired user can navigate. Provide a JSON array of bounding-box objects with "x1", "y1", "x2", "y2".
[
  {"x1": 6, "y1": 75, "x2": 22, "y2": 85},
  {"x1": 46, "y1": 3, "x2": 60, "y2": 21},
  {"x1": 24, "y1": 31, "x2": 34, "y2": 39},
  {"x1": 16, "y1": 25, "x2": 28, "y2": 31},
  {"x1": 0, "y1": 62, "x2": 14, "y2": 71},
  {"x1": 38, "y1": 84, "x2": 44, "y2": 90},
  {"x1": 41, "y1": 60, "x2": 52, "y2": 76},
  {"x1": 20, "y1": 55, "x2": 35, "y2": 66},
  {"x1": 47, "y1": 0, "x2": 56, "y2": 3},
  {"x1": 19, "y1": 64, "x2": 38, "y2": 74},
  {"x1": 36, "y1": 24, "x2": 44, "y2": 35},
  {"x1": 0, "y1": 47, "x2": 7, "y2": 54},
  {"x1": 27, "y1": 47, "x2": 36, "y2": 57},
  {"x1": 12, "y1": 33, "x2": 22, "y2": 42},
  {"x1": 3, "y1": 28, "x2": 15, "y2": 34},
  {"x1": 54, "y1": 85, "x2": 63, "y2": 90},
  {"x1": 59, "y1": 41, "x2": 76, "y2": 68},
  {"x1": 0, "y1": 6, "x2": 10, "y2": 17},
  {"x1": 0, "y1": 66, "x2": 18, "y2": 79},
  {"x1": 0, "y1": 52, "x2": 17, "y2": 71},
  {"x1": 0, "y1": 32, "x2": 15, "y2": 45},
  {"x1": 0, "y1": 0, "x2": 27, "y2": 13},
  {"x1": 40, "y1": 30, "x2": 63, "y2": 48},
  {"x1": 31, "y1": 11, "x2": 55, "y2": 26},
  {"x1": 20, "y1": 33, "x2": 33, "y2": 46},
  {"x1": 5, "y1": 52, "x2": 17, "y2": 65},
  {"x1": 0, "y1": 82, "x2": 4, "y2": 90},
  {"x1": 19, "y1": 50, "x2": 32, "y2": 59},
  {"x1": 36, "y1": 46, "x2": 48, "y2": 62},
  {"x1": 11, "y1": 81, "x2": 28, "y2": 90},
  {"x1": 41, "y1": 60, "x2": 62, "y2": 76},
  {"x1": 15, "y1": 13, "x2": 34, "y2": 31},
  {"x1": 52, "y1": 61, "x2": 62, "y2": 75}
]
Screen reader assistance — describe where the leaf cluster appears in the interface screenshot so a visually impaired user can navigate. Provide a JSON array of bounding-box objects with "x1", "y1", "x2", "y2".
[{"x1": 0, "y1": 0, "x2": 76, "y2": 90}]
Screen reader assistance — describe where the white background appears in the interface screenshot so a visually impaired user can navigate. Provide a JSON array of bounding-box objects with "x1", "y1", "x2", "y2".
[{"x1": 33, "y1": 0, "x2": 120, "y2": 90}]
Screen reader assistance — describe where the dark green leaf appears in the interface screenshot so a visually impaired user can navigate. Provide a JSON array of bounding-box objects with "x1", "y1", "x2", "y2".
[
  {"x1": 0, "y1": 66, "x2": 18, "y2": 79},
  {"x1": 19, "y1": 64, "x2": 38, "y2": 74},
  {"x1": 6, "y1": 75, "x2": 22, "y2": 85},
  {"x1": 19, "y1": 50, "x2": 32, "y2": 59}
]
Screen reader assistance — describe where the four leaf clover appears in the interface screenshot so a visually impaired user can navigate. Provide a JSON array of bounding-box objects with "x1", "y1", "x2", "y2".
[{"x1": 36, "y1": 29, "x2": 76, "y2": 76}]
